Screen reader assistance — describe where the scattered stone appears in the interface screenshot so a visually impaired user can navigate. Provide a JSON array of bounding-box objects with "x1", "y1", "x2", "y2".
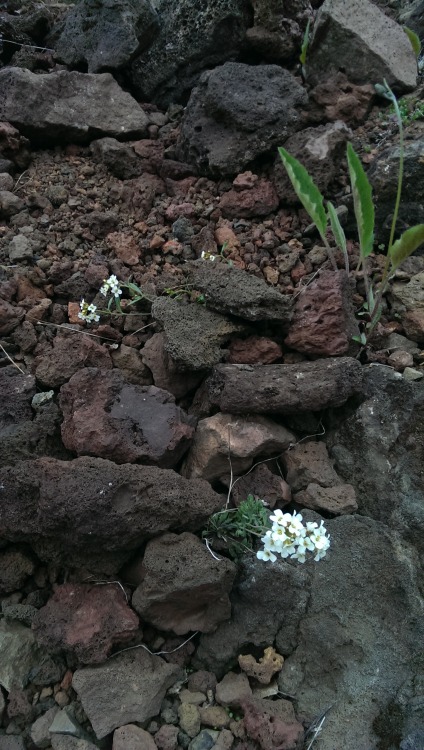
[
  {"x1": 240, "y1": 697, "x2": 304, "y2": 750},
  {"x1": 154, "y1": 724, "x2": 179, "y2": 750},
  {"x1": 151, "y1": 297, "x2": 246, "y2": 371},
  {"x1": 199, "y1": 705, "x2": 231, "y2": 729},
  {"x1": 2, "y1": 603, "x2": 38, "y2": 627},
  {"x1": 141, "y1": 333, "x2": 204, "y2": 398},
  {"x1": 8, "y1": 235, "x2": 35, "y2": 262},
  {"x1": 0, "y1": 68, "x2": 149, "y2": 144},
  {"x1": 305, "y1": 0, "x2": 417, "y2": 92},
  {"x1": 113, "y1": 724, "x2": 159, "y2": 750},
  {"x1": 34, "y1": 333, "x2": 112, "y2": 388},
  {"x1": 0, "y1": 456, "x2": 224, "y2": 572},
  {"x1": 197, "y1": 358, "x2": 363, "y2": 415},
  {"x1": 33, "y1": 583, "x2": 139, "y2": 664},
  {"x1": 30, "y1": 706, "x2": 59, "y2": 749},
  {"x1": 132, "y1": 532, "x2": 236, "y2": 634},
  {"x1": 51, "y1": 738, "x2": 99, "y2": 750},
  {"x1": 0, "y1": 190, "x2": 24, "y2": 218},
  {"x1": 60, "y1": 368, "x2": 195, "y2": 468},
  {"x1": 90, "y1": 137, "x2": 144, "y2": 179},
  {"x1": 387, "y1": 349, "x2": 414, "y2": 371},
  {"x1": 177, "y1": 63, "x2": 307, "y2": 176},
  {"x1": 294, "y1": 483, "x2": 358, "y2": 514},
  {"x1": 49, "y1": 707, "x2": 85, "y2": 737},
  {"x1": 183, "y1": 413, "x2": 295, "y2": 483},
  {"x1": 238, "y1": 647, "x2": 284, "y2": 685},
  {"x1": 178, "y1": 703, "x2": 201, "y2": 738},
  {"x1": 187, "y1": 729, "x2": 217, "y2": 750},
  {"x1": 0, "y1": 738, "x2": 26, "y2": 750},
  {"x1": 228, "y1": 336, "x2": 283, "y2": 365},
  {"x1": 0, "y1": 547, "x2": 35, "y2": 594},
  {"x1": 215, "y1": 672, "x2": 252, "y2": 708},
  {"x1": 219, "y1": 177, "x2": 279, "y2": 219},
  {"x1": 179, "y1": 690, "x2": 207, "y2": 705},
  {"x1": 403, "y1": 367, "x2": 424, "y2": 381},
  {"x1": 72, "y1": 650, "x2": 182, "y2": 739},
  {"x1": 0, "y1": 299, "x2": 25, "y2": 334},
  {"x1": 0, "y1": 620, "x2": 47, "y2": 691},
  {"x1": 187, "y1": 261, "x2": 293, "y2": 324},
  {"x1": 110, "y1": 344, "x2": 153, "y2": 387},
  {"x1": 283, "y1": 440, "x2": 342, "y2": 492},
  {"x1": 308, "y1": 72, "x2": 374, "y2": 125}
]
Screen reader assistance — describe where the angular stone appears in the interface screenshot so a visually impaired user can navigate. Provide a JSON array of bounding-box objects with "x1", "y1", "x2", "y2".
[
  {"x1": 0, "y1": 548, "x2": 34, "y2": 594},
  {"x1": 231, "y1": 464, "x2": 291, "y2": 510},
  {"x1": 51, "y1": 738, "x2": 99, "y2": 750},
  {"x1": 90, "y1": 137, "x2": 144, "y2": 180},
  {"x1": 308, "y1": 73, "x2": 374, "y2": 125},
  {"x1": 110, "y1": 344, "x2": 153, "y2": 386},
  {"x1": 197, "y1": 358, "x2": 363, "y2": 415},
  {"x1": 177, "y1": 63, "x2": 307, "y2": 176},
  {"x1": 283, "y1": 440, "x2": 341, "y2": 492},
  {"x1": 284, "y1": 270, "x2": 359, "y2": 356},
  {"x1": 132, "y1": 532, "x2": 236, "y2": 634},
  {"x1": 305, "y1": 0, "x2": 417, "y2": 92},
  {"x1": 228, "y1": 336, "x2": 283, "y2": 365},
  {"x1": 33, "y1": 583, "x2": 139, "y2": 664},
  {"x1": 0, "y1": 456, "x2": 224, "y2": 572},
  {"x1": 240, "y1": 697, "x2": 304, "y2": 750},
  {"x1": 215, "y1": 672, "x2": 252, "y2": 708},
  {"x1": 113, "y1": 725, "x2": 158, "y2": 750},
  {"x1": 72, "y1": 650, "x2": 182, "y2": 739},
  {"x1": 34, "y1": 333, "x2": 112, "y2": 388},
  {"x1": 151, "y1": 297, "x2": 246, "y2": 371},
  {"x1": 219, "y1": 177, "x2": 279, "y2": 219},
  {"x1": 183, "y1": 413, "x2": 294, "y2": 483},
  {"x1": 0, "y1": 298, "x2": 25, "y2": 334},
  {"x1": 294, "y1": 483, "x2": 358, "y2": 514},
  {"x1": 30, "y1": 706, "x2": 59, "y2": 749},
  {"x1": 55, "y1": 0, "x2": 159, "y2": 73},
  {"x1": 0, "y1": 68, "x2": 149, "y2": 144},
  {"x1": 0, "y1": 190, "x2": 24, "y2": 218},
  {"x1": 178, "y1": 703, "x2": 201, "y2": 738},
  {"x1": 187, "y1": 261, "x2": 293, "y2": 325},
  {"x1": 141, "y1": 333, "x2": 204, "y2": 398},
  {"x1": 0, "y1": 738, "x2": 26, "y2": 750},
  {"x1": 0, "y1": 620, "x2": 46, "y2": 691},
  {"x1": 60, "y1": 368, "x2": 195, "y2": 468}
]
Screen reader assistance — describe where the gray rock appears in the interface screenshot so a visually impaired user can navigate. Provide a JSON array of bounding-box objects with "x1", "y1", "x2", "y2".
[
  {"x1": 0, "y1": 68, "x2": 149, "y2": 145},
  {"x1": 90, "y1": 137, "x2": 144, "y2": 180},
  {"x1": 0, "y1": 620, "x2": 47, "y2": 691},
  {"x1": 72, "y1": 649, "x2": 182, "y2": 739},
  {"x1": 59, "y1": 368, "x2": 195, "y2": 468},
  {"x1": 0, "y1": 546, "x2": 35, "y2": 594},
  {"x1": 186, "y1": 261, "x2": 293, "y2": 325},
  {"x1": 8, "y1": 235, "x2": 34, "y2": 262},
  {"x1": 151, "y1": 297, "x2": 247, "y2": 371},
  {"x1": 305, "y1": 0, "x2": 417, "y2": 92},
  {"x1": 195, "y1": 358, "x2": 363, "y2": 415},
  {"x1": 51, "y1": 738, "x2": 99, "y2": 750},
  {"x1": 30, "y1": 706, "x2": 59, "y2": 749},
  {"x1": 54, "y1": 0, "x2": 159, "y2": 73},
  {"x1": 129, "y1": 0, "x2": 252, "y2": 106},
  {"x1": 367, "y1": 140, "x2": 424, "y2": 243},
  {"x1": 2, "y1": 603, "x2": 38, "y2": 626},
  {"x1": 0, "y1": 190, "x2": 24, "y2": 218},
  {"x1": 277, "y1": 514, "x2": 423, "y2": 750},
  {"x1": 327, "y1": 364, "x2": 424, "y2": 565},
  {"x1": 49, "y1": 707, "x2": 85, "y2": 737},
  {"x1": 0, "y1": 173, "x2": 14, "y2": 191},
  {"x1": 132, "y1": 532, "x2": 236, "y2": 634},
  {"x1": 176, "y1": 63, "x2": 307, "y2": 176},
  {"x1": 195, "y1": 556, "x2": 312, "y2": 678},
  {"x1": 0, "y1": 456, "x2": 224, "y2": 572},
  {"x1": 0, "y1": 738, "x2": 26, "y2": 750},
  {"x1": 245, "y1": 0, "x2": 310, "y2": 63},
  {"x1": 400, "y1": 731, "x2": 424, "y2": 750}
]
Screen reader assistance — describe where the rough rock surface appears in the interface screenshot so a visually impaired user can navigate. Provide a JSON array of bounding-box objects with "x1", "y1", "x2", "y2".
[
  {"x1": 0, "y1": 68, "x2": 149, "y2": 144},
  {"x1": 0, "y1": 457, "x2": 224, "y2": 571},
  {"x1": 141, "y1": 333, "x2": 204, "y2": 398},
  {"x1": 113, "y1": 725, "x2": 159, "y2": 750},
  {"x1": 33, "y1": 584, "x2": 139, "y2": 664},
  {"x1": 0, "y1": 548, "x2": 35, "y2": 595},
  {"x1": 0, "y1": 620, "x2": 48, "y2": 691},
  {"x1": 283, "y1": 440, "x2": 343, "y2": 491},
  {"x1": 34, "y1": 332, "x2": 112, "y2": 388},
  {"x1": 177, "y1": 63, "x2": 307, "y2": 176},
  {"x1": 151, "y1": 297, "x2": 247, "y2": 371},
  {"x1": 59, "y1": 368, "x2": 195, "y2": 468},
  {"x1": 129, "y1": 0, "x2": 252, "y2": 106},
  {"x1": 187, "y1": 261, "x2": 293, "y2": 325},
  {"x1": 240, "y1": 697, "x2": 304, "y2": 750},
  {"x1": 305, "y1": 0, "x2": 417, "y2": 91},
  {"x1": 72, "y1": 650, "x2": 182, "y2": 739},
  {"x1": 294, "y1": 482, "x2": 358, "y2": 514},
  {"x1": 218, "y1": 177, "x2": 279, "y2": 219},
  {"x1": 183, "y1": 413, "x2": 295, "y2": 482},
  {"x1": 196, "y1": 358, "x2": 363, "y2": 415},
  {"x1": 132, "y1": 532, "x2": 236, "y2": 634},
  {"x1": 284, "y1": 270, "x2": 360, "y2": 356},
  {"x1": 54, "y1": 0, "x2": 159, "y2": 73}
]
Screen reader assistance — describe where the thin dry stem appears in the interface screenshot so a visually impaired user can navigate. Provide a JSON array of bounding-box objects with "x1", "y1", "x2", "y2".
[{"x1": 0, "y1": 344, "x2": 26, "y2": 374}]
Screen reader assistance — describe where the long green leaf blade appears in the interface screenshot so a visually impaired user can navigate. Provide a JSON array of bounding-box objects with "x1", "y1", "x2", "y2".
[
  {"x1": 389, "y1": 224, "x2": 424, "y2": 270},
  {"x1": 299, "y1": 19, "x2": 311, "y2": 66},
  {"x1": 328, "y1": 201, "x2": 349, "y2": 272},
  {"x1": 346, "y1": 143, "x2": 374, "y2": 258},
  {"x1": 278, "y1": 147, "x2": 327, "y2": 238},
  {"x1": 403, "y1": 26, "x2": 421, "y2": 59}
]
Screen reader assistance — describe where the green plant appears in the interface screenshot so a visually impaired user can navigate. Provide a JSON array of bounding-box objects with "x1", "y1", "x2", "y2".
[
  {"x1": 78, "y1": 274, "x2": 152, "y2": 323},
  {"x1": 299, "y1": 19, "x2": 311, "y2": 78},
  {"x1": 278, "y1": 80, "x2": 424, "y2": 344},
  {"x1": 203, "y1": 495, "x2": 271, "y2": 560},
  {"x1": 388, "y1": 96, "x2": 424, "y2": 126}
]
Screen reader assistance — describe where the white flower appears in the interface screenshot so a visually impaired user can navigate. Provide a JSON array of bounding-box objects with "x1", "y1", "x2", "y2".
[
  {"x1": 78, "y1": 299, "x2": 100, "y2": 324},
  {"x1": 270, "y1": 509, "x2": 292, "y2": 527},
  {"x1": 257, "y1": 548, "x2": 277, "y2": 562},
  {"x1": 100, "y1": 274, "x2": 122, "y2": 298}
]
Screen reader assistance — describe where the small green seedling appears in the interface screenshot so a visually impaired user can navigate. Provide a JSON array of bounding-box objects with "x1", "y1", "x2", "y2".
[
  {"x1": 299, "y1": 19, "x2": 311, "y2": 78},
  {"x1": 278, "y1": 80, "x2": 424, "y2": 343},
  {"x1": 203, "y1": 495, "x2": 271, "y2": 561}
]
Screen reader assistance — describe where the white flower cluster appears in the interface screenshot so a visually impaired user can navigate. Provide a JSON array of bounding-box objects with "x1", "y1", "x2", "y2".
[
  {"x1": 78, "y1": 299, "x2": 100, "y2": 323},
  {"x1": 201, "y1": 250, "x2": 216, "y2": 261},
  {"x1": 257, "y1": 510, "x2": 330, "y2": 564},
  {"x1": 100, "y1": 274, "x2": 122, "y2": 298}
]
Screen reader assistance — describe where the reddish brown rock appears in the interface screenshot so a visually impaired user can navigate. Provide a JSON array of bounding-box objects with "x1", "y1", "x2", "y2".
[
  {"x1": 215, "y1": 672, "x2": 252, "y2": 708},
  {"x1": 283, "y1": 441, "x2": 341, "y2": 492},
  {"x1": 132, "y1": 532, "x2": 236, "y2": 635},
  {"x1": 33, "y1": 583, "x2": 139, "y2": 664},
  {"x1": 106, "y1": 232, "x2": 141, "y2": 266},
  {"x1": 0, "y1": 121, "x2": 31, "y2": 168},
  {"x1": 231, "y1": 464, "x2": 291, "y2": 509},
  {"x1": 141, "y1": 333, "x2": 203, "y2": 398},
  {"x1": 110, "y1": 344, "x2": 153, "y2": 386},
  {"x1": 0, "y1": 456, "x2": 224, "y2": 571},
  {"x1": 284, "y1": 270, "x2": 359, "y2": 356},
  {"x1": 219, "y1": 177, "x2": 279, "y2": 219},
  {"x1": 183, "y1": 413, "x2": 294, "y2": 483},
  {"x1": 0, "y1": 298, "x2": 25, "y2": 334},
  {"x1": 387, "y1": 349, "x2": 414, "y2": 371},
  {"x1": 240, "y1": 697, "x2": 304, "y2": 750},
  {"x1": 59, "y1": 368, "x2": 195, "y2": 468},
  {"x1": 308, "y1": 73, "x2": 374, "y2": 125},
  {"x1": 154, "y1": 724, "x2": 179, "y2": 750},
  {"x1": 228, "y1": 336, "x2": 282, "y2": 365},
  {"x1": 401, "y1": 309, "x2": 424, "y2": 344},
  {"x1": 34, "y1": 332, "x2": 112, "y2": 388},
  {"x1": 294, "y1": 483, "x2": 358, "y2": 515},
  {"x1": 113, "y1": 725, "x2": 158, "y2": 750}
]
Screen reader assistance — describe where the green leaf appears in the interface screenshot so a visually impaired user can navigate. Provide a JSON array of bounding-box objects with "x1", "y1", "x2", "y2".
[
  {"x1": 346, "y1": 143, "x2": 375, "y2": 258},
  {"x1": 299, "y1": 19, "x2": 311, "y2": 66},
  {"x1": 327, "y1": 201, "x2": 347, "y2": 255},
  {"x1": 352, "y1": 333, "x2": 367, "y2": 346},
  {"x1": 403, "y1": 25, "x2": 421, "y2": 59},
  {"x1": 278, "y1": 147, "x2": 327, "y2": 238},
  {"x1": 389, "y1": 224, "x2": 424, "y2": 270}
]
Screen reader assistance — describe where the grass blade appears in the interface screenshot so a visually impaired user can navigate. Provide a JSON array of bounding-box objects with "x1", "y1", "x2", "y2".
[
  {"x1": 327, "y1": 201, "x2": 349, "y2": 272},
  {"x1": 403, "y1": 26, "x2": 421, "y2": 59},
  {"x1": 389, "y1": 224, "x2": 424, "y2": 270},
  {"x1": 346, "y1": 143, "x2": 374, "y2": 259},
  {"x1": 278, "y1": 147, "x2": 327, "y2": 238}
]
